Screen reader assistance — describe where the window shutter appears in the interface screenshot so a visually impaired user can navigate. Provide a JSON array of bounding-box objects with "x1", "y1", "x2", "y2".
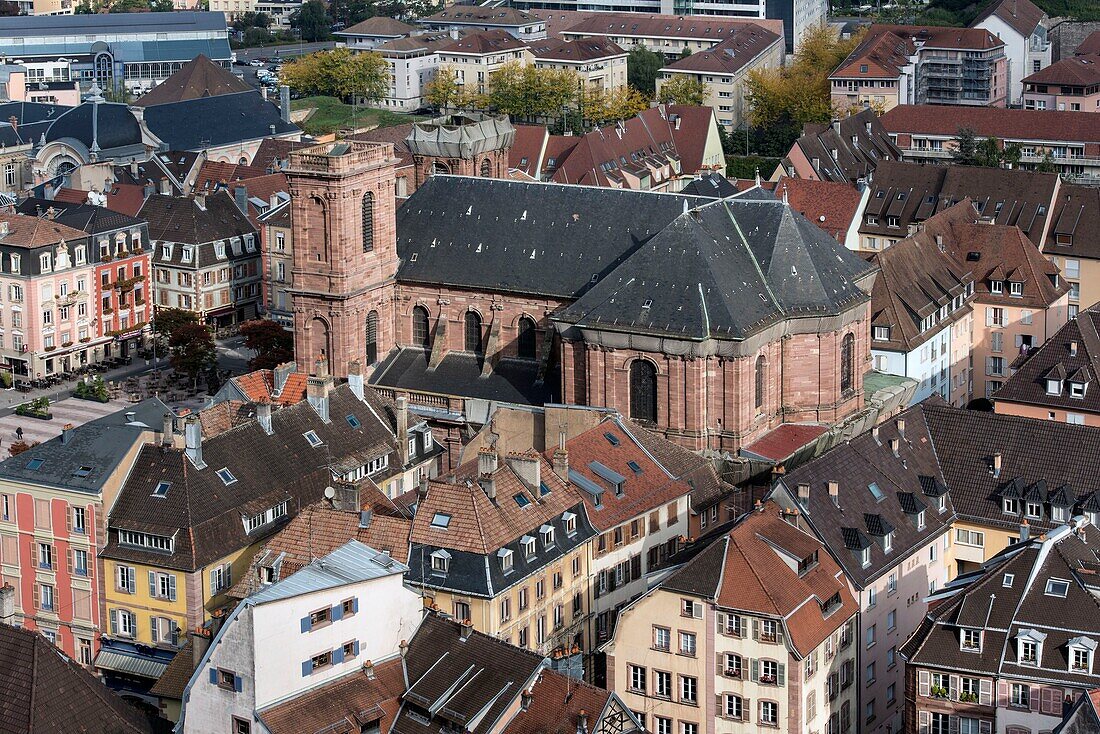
[
  {"x1": 631, "y1": 555, "x2": 641, "y2": 580},
  {"x1": 949, "y1": 675, "x2": 959, "y2": 701},
  {"x1": 986, "y1": 308, "x2": 993, "y2": 327},
  {"x1": 715, "y1": 694, "x2": 723, "y2": 713},
  {"x1": 332, "y1": 603, "x2": 343, "y2": 621},
  {"x1": 169, "y1": 575, "x2": 177, "y2": 602},
  {"x1": 333, "y1": 646, "x2": 345, "y2": 664},
  {"x1": 716, "y1": 652, "x2": 723, "y2": 674},
  {"x1": 919, "y1": 711, "x2": 930, "y2": 734},
  {"x1": 149, "y1": 571, "x2": 157, "y2": 598},
  {"x1": 776, "y1": 625, "x2": 785, "y2": 647},
  {"x1": 66, "y1": 508, "x2": 72, "y2": 533},
  {"x1": 352, "y1": 640, "x2": 360, "y2": 656},
  {"x1": 744, "y1": 698, "x2": 750, "y2": 723},
  {"x1": 1030, "y1": 686, "x2": 1040, "y2": 712},
  {"x1": 66, "y1": 550, "x2": 73, "y2": 575},
  {"x1": 777, "y1": 663, "x2": 785, "y2": 686},
  {"x1": 234, "y1": 675, "x2": 243, "y2": 692},
  {"x1": 210, "y1": 571, "x2": 217, "y2": 596},
  {"x1": 979, "y1": 678, "x2": 992, "y2": 705},
  {"x1": 918, "y1": 670, "x2": 930, "y2": 696},
  {"x1": 302, "y1": 660, "x2": 312, "y2": 677},
  {"x1": 151, "y1": 617, "x2": 158, "y2": 641},
  {"x1": 979, "y1": 721, "x2": 991, "y2": 734},
  {"x1": 750, "y1": 658, "x2": 759, "y2": 681},
  {"x1": 127, "y1": 567, "x2": 136, "y2": 594},
  {"x1": 716, "y1": 612, "x2": 725, "y2": 630},
  {"x1": 32, "y1": 583, "x2": 39, "y2": 609},
  {"x1": 110, "y1": 609, "x2": 119, "y2": 635},
  {"x1": 752, "y1": 618, "x2": 759, "y2": 640},
  {"x1": 209, "y1": 668, "x2": 218, "y2": 685},
  {"x1": 352, "y1": 597, "x2": 359, "y2": 613},
  {"x1": 949, "y1": 715, "x2": 960, "y2": 734},
  {"x1": 301, "y1": 615, "x2": 312, "y2": 633},
  {"x1": 224, "y1": 563, "x2": 232, "y2": 586},
  {"x1": 997, "y1": 681, "x2": 1009, "y2": 707}
]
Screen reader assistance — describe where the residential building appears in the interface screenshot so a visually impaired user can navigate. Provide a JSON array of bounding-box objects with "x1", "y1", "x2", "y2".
[
  {"x1": 0, "y1": 63, "x2": 81, "y2": 106},
  {"x1": 1055, "y1": 691, "x2": 1100, "y2": 734},
  {"x1": 0, "y1": 12, "x2": 232, "y2": 95},
  {"x1": 655, "y1": 23, "x2": 783, "y2": 129},
  {"x1": 372, "y1": 30, "x2": 473, "y2": 112},
  {"x1": 829, "y1": 25, "x2": 1007, "y2": 110},
  {"x1": 16, "y1": 199, "x2": 152, "y2": 361},
  {"x1": 880, "y1": 105, "x2": 1100, "y2": 186},
  {"x1": 0, "y1": 398, "x2": 168, "y2": 663},
  {"x1": 176, "y1": 540, "x2": 423, "y2": 734},
  {"x1": 419, "y1": 7, "x2": 549, "y2": 42},
  {"x1": 923, "y1": 201, "x2": 1069, "y2": 400},
  {"x1": 98, "y1": 376, "x2": 437, "y2": 690},
  {"x1": 603, "y1": 502, "x2": 860, "y2": 734},
  {"x1": 772, "y1": 405, "x2": 958, "y2": 734},
  {"x1": 140, "y1": 190, "x2": 261, "y2": 327},
  {"x1": 1022, "y1": 54, "x2": 1100, "y2": 112},
  {"x1": 994, "y1": 306, "x2": 1100, "y2": 426},
  {"x1": 334, "y1": 15, "x2": 417, "y2": 50},
  {"x1": 0, "y1": 105, "x2": 40, "y2": 199},
  {"x1": 258, "y1": 196, "x2": 293, "y2": 329},
  {"x1": 437, "y1": 30, "x2": 534, "y2": 96},
  {"x1": 776, "y1": 108, "x2": 901, "y2": 185},
  {"x1": 853, "y1": 161, "x2": 1060, "y2": 252},
  {"x1": 901, "y1": 519, "x2": 1100, "y2": 734},
  {"x1": 1044, "y1": 185, "x2": 1099, "y2": 315},
  {"x1": 253, "y1": 613, "x2": 643, "y2": 734},
  {"x1": 972, "y1": 0, "x2": 1051, "y2": 106},
  {"x1": 0, "y1": 611, "x2": 157, "y2": 734},
  {"x1": 557, "y1": 14, "x2": 786, "y2": 56},
  {"x1": 529, "y1": 38, "x2": 629, "y2": 92},
  {"x1": 864, "y1": 226, "x2": 976, "y2": 405},
  {"x1": 404, "y1": 448, "x2": 596, "y2": 654},
  {"x1": 774, "y1": 176, "x2": 865, "y2": 248}
]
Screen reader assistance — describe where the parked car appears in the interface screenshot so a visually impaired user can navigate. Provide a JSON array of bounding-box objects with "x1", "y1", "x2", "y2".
[{"x1": 250, "y1": 59, "x2": 265, "y2": 67}]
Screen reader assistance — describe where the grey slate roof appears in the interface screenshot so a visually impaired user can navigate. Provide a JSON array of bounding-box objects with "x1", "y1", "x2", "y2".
[
  {"x1": 369, "y1": 350, "x2": 558, "y2": 405},
  {"x1": 680, "y1": 172, "x2": 739, "y2": 199},
  {"x1": 555, "y1": 198, "x2": 875, "y2": 341},
  {"x1": 141, "y1": 91, "x2": 298, "y2": 151},
  {"x1": 248, "y1": 540, "x2": 407, "y2": 604},
  {"x1": 0, "y1": 10, "x2": 226, "y2": 35},
  {"x1": 0, "y1": 398, "x2": 169, "y2": 494},
  {"x1": 16, "y1": 198, "x2": 145, "y2": 235},
  {"x1": 44, "y1": 100, "x2": 145, "y2": 152},
  {"x1": 0, "y1": 100, "x2": 70, "y2": 125}
]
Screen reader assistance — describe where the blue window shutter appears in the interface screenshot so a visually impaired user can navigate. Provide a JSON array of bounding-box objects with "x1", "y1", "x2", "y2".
[
  {"x1": 234, "y1": 675, "x2": 243, "y2": 692},
  {"x1": 352, "y1": 597, "x2": 359, "y2": 613},
  {"x1": 302, "y1": 660, "x2": 312, "y2": 677},
  {"x1": 300, "y1": 616, "x2": 311, "y2": 633},
  {"x1": 331, "y1": 604, "x2": 343, "y2": 621},
  {"x1": 353, "y1": 639, "x2": 360, "y2": 656},
  {"x1": 333, "y1": 646, "x2": 345, "y2": 664},
  {"x1": 209, "y1": 668, "x2": 218, "y2": 684}
]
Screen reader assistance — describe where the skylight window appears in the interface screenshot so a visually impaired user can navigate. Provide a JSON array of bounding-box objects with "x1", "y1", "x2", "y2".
[
  {"x1": 627, "y1": 461, "x2": 643, "y2": 475},
  {"x1": 346, "y1": 415, "x2": 361, "y2": 428},
  {"x1": 604, "y1": 432, "x2": 620, "y2": 446},
  {"x1": 303, "y1": 430, "x2": 323, "y2": 448},
  {"x1": 514, "y1": 493, "x2": 531, "y2": 508},
  {"x1": 1045, "y1": 579, "x2": 1070, "y2": 597},
  {"x1": 152, "y1": 481, "x2": 171, "y2": 497},
  {"x1": 27, "y1": 458, "x2": 44, "y2": 471},
  {"x1": 868, "y1": 482, "x2": 886, "y2": 502},
  {"x1": 217, "y1": 468, "x2": 237, "y2": 486},
  {"x1": 431, "y1": 512, "x2": 451, "y2": 529},
  {"x1": 539, "y1": 481, "x2": 551, "y2": 496},
  {"x1": 73, "y1": 466, "x2": 93, "y2": 478},
  {"x1": 1003, "y1": 573, "x2": 1014, "y2": 587}
]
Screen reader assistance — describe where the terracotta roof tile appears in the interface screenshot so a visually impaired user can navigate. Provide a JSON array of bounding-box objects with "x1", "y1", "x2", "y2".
[
  {"x1": 440, "y1": 29, "x2": 528, "y2": 54},
  {"x1": 338, "y1": 15, "x2": 416, "y2": 36},
  {"x1": 774, "y1": 176, "x2": 862, "y2": 241},
  {"x1": 881, "y1": 104, "x2": 1100, "y2": 145},
  {"x1": 740, "y1": 423, "x2": 828, "y2": 462},
  {"x1": 502, "y1": 670, "x2": 614, "y2": 734},
  {"x1": 0, "y1": 211, "x2": 89, "y2": 247},
  {"x1": 149, "y1": 638, "x2": 196, "y2": 700},
  {"x1": 972, "y1": 0, "x2": 1046, "y2": 37},
  {"x1": 134, "y1": 54, "x2": 252, "y2": 107}
]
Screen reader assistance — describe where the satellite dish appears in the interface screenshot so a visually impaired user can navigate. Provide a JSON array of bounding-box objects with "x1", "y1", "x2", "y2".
[{"x1": 324, "y1": 486, "x2": 336, "y2": 499}]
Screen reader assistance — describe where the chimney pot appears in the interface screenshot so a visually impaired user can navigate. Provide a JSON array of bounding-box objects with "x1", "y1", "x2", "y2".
[
  {"x1": 871, "y1": 425, "x2": 880, "y2": 444},
  {"x1": 257, "y1": 401, "x2": 273, "y2": 435},
  {"x1": 1020, "y1": 519, "x2": 1030, "y2": 542},
  {"x1": 889, "y1": 437, "x2": 900, "y2": 456},
  {"x1": 61, "y1": 423, "x2": 74, "y2": 444},
  {"x1": 896, "y1": 418, "x2": 905, "y2": 438},
  {"x1": 0, "y1": 583, "x2": 14, "y2": 626},
  {"x1": 162, "y1": 412, "x2": 175, "y2": 445}
]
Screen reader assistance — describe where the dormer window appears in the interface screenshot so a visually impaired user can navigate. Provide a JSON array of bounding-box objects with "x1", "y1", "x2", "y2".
[
  {"x1": 1070, "y1": 640, "x2": 1095, "y2": 672},
  {"x1": 498, "y1": 548, "x2": 513, "y2": 572},
  {"x1": 961, "y1": 628, "x2": 982, "y2": 652},
  {"x1": 916, "y1": 510, "x2": 925, "y2": 530},
  {"x1": 937, "y1": 495, "x2": 947, "y2": 513},
  {"x1": 797, "y1": 550, "x2": 818, "y2": 576},
  {"x1": 1026, "y1": 502, "x2": 1042, "y2": 519},
  {"x1": 883, "y1": 531, "x2": 893, "y2": 554},
  {"x1": 1003, "y1": 498, "x2": 1019, "y2": 515},
  {"x1": 430, "y1": 550, "x2": 450, "y2": 574},
  {"x1": 1020, "y1": 640, "x2": 1038, "y2": 665},
  {"x1": 872, "y1": 326, "x2": 891, "y2": 341},
  {"x1": 990, "y1": 280, "x2": 1004, "y2": 294},
  {"x1": 1046, "y1": 379, "x2": 1062, "y2": 395},
  {"x1": 1070, "y1": 381, "x2": 1087, "y2": 399},
  {"x1": 1009, "y1": 281, "x2": 1023, "y2": 297},
  {"x1": 522, "y1": 535, "x2": 536, "y2": 557},
  {"x1": 1051, "y1": 506, "x2": 1069, "y2": 523},
  {"x1": 540, "y1": 525, "x2": 555, "y2": 547},
  {"x1": 563, "y1": 512, "x2": 577, "y2": 535},
  {"x1": 860, "y1": 546, "x2": 871, "y2": 568}
]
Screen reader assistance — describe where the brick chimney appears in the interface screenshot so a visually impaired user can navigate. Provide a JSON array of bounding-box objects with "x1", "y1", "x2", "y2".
[
  {"x1": 184, "y1": 415, "x2": 205, "y2": 469},
  {"x1": 396, "y1": 396, "x2": 409, "y2": 465},
  {"x1": 506, "y1": 450, "x2": 541, "y2": 493},
  {"x1": 306, "y1": 360, "x2": 334, "y2": 423},
  {"x1": 0, "y1": 583, "x2": 14, "y2": 626},
  {"x1": 479, "y1": 448, "x2": 498, "y2": 501},
  {"x1": 256, "y1": 400, "x2": 273, "y2": 435},
  {"x1": 347, "y1": 360, "x2": 365, "y2": 401},
  {"x1": 552, "y1": 426, "x2": 569, "y2": 480}
]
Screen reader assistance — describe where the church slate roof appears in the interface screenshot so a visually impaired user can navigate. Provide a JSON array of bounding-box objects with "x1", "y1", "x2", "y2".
[
  {"x1": 141, "y1": 91, "x2": 298, "y2": 151},
  {"x1": 44, "y1": 100, "x2": 144, "y2": 151}
]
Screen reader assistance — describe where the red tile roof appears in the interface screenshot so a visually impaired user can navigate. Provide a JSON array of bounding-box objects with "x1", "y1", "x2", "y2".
[
  {"x1": 510, "y1": 124, "x2": 548, "y2": 177},
  {"x1": 230, "y1": 368, "x2": 308, "y2": 406},
  {"x1": 105, "y1": 183, "x2": 148, "y2": 217},
  {"x1": 502, "y1": 670, "x2": 615, "y2": 734},
  {"x1": 1078, "y1": 31, "x2": 1100, "y2": 56},
  {"x1": 880, "y1": 104, "x2": 1100, "y2": 145},
  {"x1": 740, "y1": 423, "x2": 828, "y2": 462},
  {"x1": 52, "y1": 187, "x2": 90, "y2": 205},
  {"x1": 440, "y1": 29, "x2": 528, "y2": 54},
  {"x1": 1021, "y1": 54, "x2": 1100, "y2": 86},
  {"x1": 972, "y1": 0, "x2": 1046, "y2": 37},
  {"x1": 193, "y1": 159, "x2": 270, "y2": 193},
  {"x1": 0, "y1": 211, "x2": 88, "y2": 247},
  {"x1": 527, "y1": 37, "x2": 626, "y2": 62},
  {"x1": 660, "y1": 23, "x2": 781, "y2": 74},
  {"x1": 774, "y1": 176, "x2": 862, "y2": 241}
]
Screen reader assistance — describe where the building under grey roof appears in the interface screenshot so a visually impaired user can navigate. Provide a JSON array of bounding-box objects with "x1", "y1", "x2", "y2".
[
  {"x1": 248, "y1": 540, "x2": 408, "y2": 605},
  {"x1": 141, "y1": 91, "x2": 299, "y2": 152}
]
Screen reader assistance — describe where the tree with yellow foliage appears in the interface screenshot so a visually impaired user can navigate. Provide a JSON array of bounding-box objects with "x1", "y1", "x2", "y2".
[
  {"x1": 281, "y1": 47, "x2": 390, "y2": 102},
  {"x1": 656, "y1": 75, "x2": 709, "y2": 106},
  {"x1": 582, "y1": 85, "x2": 650, "y2": 124}
]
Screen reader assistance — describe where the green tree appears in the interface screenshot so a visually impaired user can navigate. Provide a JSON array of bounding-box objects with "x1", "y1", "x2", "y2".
[
  {"x1": 657, "y1": 75, "x2": 708, "y2": 105},
  {"x1": 239, "y1": 319, "x2": 294, "y2": 370},
  {"x1": 282, "y1": 47, "x2": 389, "y2": 102},
  {"x1": 951, "y1": 127, "x2": 979, "y2": 166},
  {"x1": 626, "y1": 45, "x2": 664, "y2": 94},
  {"x1": 582, "y1": 85, "x2": 650, "y2": 124},
  {"x1": 169, "y1": 323, "x2": 217, "y2": 388},
  {"x1": 1036, "y1": 152, "x2": 1058, "y2": 173},
  {"x1": 233, "y1": 11, "x2": 272, "y2": 30},
  {"x1": 153, "y1": 307, "x2": 199, "y2": 343},
  {"x1": 148, "y1": 0, "x2": 174, "y2": 11},
  {"x1": 679, "y1": 47, "x2": 692, "y2": 58},
  {"x1": 1002, "y1": 141, "x2": 1023, "y2": 169},
  {"x1": 291, "y1": 0, "x2": 331, "y2": 42},
  {"x1": 975, "y1": 136, "x2": 1002, "y2": 168},
  {"x1": 424, "y1": 66, "x2": 461, "y2": 110}
]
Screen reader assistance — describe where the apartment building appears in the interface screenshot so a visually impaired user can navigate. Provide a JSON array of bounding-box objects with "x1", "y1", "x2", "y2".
[
  {"x1": 880, "y1": 105, "x2": 1100, "y2": 186},
  {"x1": 258, "y1": 197, "x2": 293, "y2": 329},
  {"x1": 830, "y1": 25, "x2": 1007, "y2": 111},
  {"x1": 437, "y1": 30, "x2": 533, "y2": 96},
  {"x1": 529, "y1": 38, "x2": 629, "y2": 92},
  {"x1": 177, "y1": 540, "x2": 422, "y2": 734},
  {"x1": 972, "y1": 0, "x2": 1050, "y2": 105},
  {"x1": 655, "y1": 23, "x2": 783, "y2": 129},
  {"x1": 140, "y1": 191, "x2": 261, "y2": 328},
  {"x1": 1022, "y1": 54, "x2": 1100, "y2": 112},
  {"x1": 865, "y1": 230, "x2": 975, "y2": 406},
  {"x1": 773, "y1": 406, "x2": 958, "y2": 734},
  {"x1": 902, "y1": 519, "x2": 1100, "y2": 734},
  {"x1": 373, "y1": 30, "x2": 472, "y2": 111},
  {"x1": 334, "y1": 15, "x2": 416, "y2": 50},
  {"x1": 419, "y1": 7, "x2": 548, "y2": 42},
  {"x1": 604, "y1": 502, "x2": 859, "y2": 734},
  {"x1": 403, "y1": 449, "x2": 596, "y2": 655},
  {"x1": 0, "y1": 399, "x2": 167, "y2": 665},
  {"x1": 98, "y1": 377, "x2": 437, "y2": 690},
  {"x1": 994, "y1": 307, "x2": 1100, "y2": 427},
  {"x1": 1044, "y1": 185, "x2": 1099, "y2": 315},
  {"x1": 558, "y1": 14, "x2": 786, "y2": 57},
  {"x1": 777, "y1": 108, "x2": 900, "y2": 185}
]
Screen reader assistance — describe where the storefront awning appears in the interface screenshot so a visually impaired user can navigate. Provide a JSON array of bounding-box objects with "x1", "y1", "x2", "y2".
[{"x1": 94, "y1": 649, "x2": 170, "y2": 680}]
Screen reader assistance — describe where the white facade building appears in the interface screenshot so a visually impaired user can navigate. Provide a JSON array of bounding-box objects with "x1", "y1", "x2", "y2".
[
  {"x1": 972, "y1": 0, "x2": 1051, "y2": 105},
  {"x1": 176, "y1": 540, "x2": 423, "y2": 734}
]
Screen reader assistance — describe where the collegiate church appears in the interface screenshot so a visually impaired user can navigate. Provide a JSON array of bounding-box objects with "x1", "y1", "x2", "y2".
[{"x1": 285, "y1": 123, "x2": 876, "y2": 453}]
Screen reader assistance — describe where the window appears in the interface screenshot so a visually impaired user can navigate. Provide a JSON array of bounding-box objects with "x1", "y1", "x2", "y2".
[
  {"x1": 1045, "y1": 578, "x2": 1070, "y2": 597},
  {"x1": 654, "y1": 670, "x2": 672, "y2": 698},
  {"x1": 681, "y1": 723, "x2": 697, "y2": 734},
  {"x1": 113, "y1": 609, "x2": 136, "y2": 636},
  {"x1": 760, "y1": 701, "x2": 778, "y2": 726},
  {"x1": 216, "y1": 468, "x2": 237, "y2": 485},
  {"x1": 116, "y1": 565, "x2": 135, "y2": 593},
  {"x1": 724, "y1": 694, "x2": 743, "y2": 720},
  {"x1": 1010, "y1": 683, "x2": 1029, "y2": 707},
  {"x1": 955, "y1": 528, "x2": 985, "y2": 547},
  {"x1": 724, "y1": 653, "x2": 742, "y2": 677},
  {"x1": 755, "y1": 355, "x2": 766, "y2": 410},
  {"x1": 1073, "y1": 647, "x2": 1092, "y2": 672},
  {"x1": 412, "y1": 306, "x2": 431, "y2": 348},
  {"x1": 867, "y1": 624, "x2": 876, "y2": 648},
  {"x1": 361, "y1": 192, "x2": 374, "y2": 252},
  {"x1": 931, "y1": 713, "x2": 949, "y2": 734},
  {"x1": 431, "y1": 551, "x2": 449, "y2": 573},
  {"x1": 365, "y1": 311, "x2": 378, "y2": 365},
  {"x1": 653, "y1": 626, "x2": 670, "y2": 651},
  {"x1": 629, "y1": 664, "x2": 646, "y2": 692},
  {"x1": 887, "y1": 610, "x2": 896, "y2": 631},
  {"x1": 962, "y1": 629, "x2": 982, "y2": 651},
  {"x1": 680, "y1": 675, "x2": 697, "y2": 703},
  {"x1": 990, "y1": 280, "x2": 1003, "y2": 294},
  {"x1": 761, "y1": 659, "x2": 778, "y2": 684},
  {"x1": 841, "y1": 333, "x2": 855, "y2": 394},
  {"x1": 629, "y1": 360, "x2": 658, "y2": 423},
  {"x1": 38, "y1": 543, "x2": 53, "y2": 569},
  {"x1": 655, "y1": 717, "x2": 671, "y2": 734},
  {"x1": 73, "y1": 549, "x2": 88, "y2": 576},
  {"x1": 679, "y1": 631, "x2": 696, "y2": 656},
  {"x1": 518, "y1": 316, "x2": 537, "y2": 360},
  {"x1": 722, "y1": 613, "x2": 744, "y2": 637},
  {"x1": 39, "y1": 583, "x2": 54, "y2": 610},
  {"x1": 464, "y1": 311, "x2": 482, "y2": 353},
  {"x1": 303, "y1": 430, "x2": 323, "y2": 448},
  {"x1": 761, "y1": 619, "x2": 778, "y2": 643},
  {"x1": 233, "y1": 717, "x2": 251, "y2": 734},
  {"x1": 1009, "y1": 281, "x2": 1023, "y2": 297}
]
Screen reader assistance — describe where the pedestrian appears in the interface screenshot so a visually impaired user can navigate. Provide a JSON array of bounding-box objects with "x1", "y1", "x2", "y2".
[{"x1": 15, "y1": 426, "x2": 22, "y2": 440}]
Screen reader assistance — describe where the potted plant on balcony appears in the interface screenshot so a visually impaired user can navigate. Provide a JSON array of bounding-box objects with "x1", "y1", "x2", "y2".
[
  {"x1": 958, "y1": 692, "x2": 979, "y2": 703},
  {"x1": 931, "y1": 685, "x2": 948, "y2": 699}
]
